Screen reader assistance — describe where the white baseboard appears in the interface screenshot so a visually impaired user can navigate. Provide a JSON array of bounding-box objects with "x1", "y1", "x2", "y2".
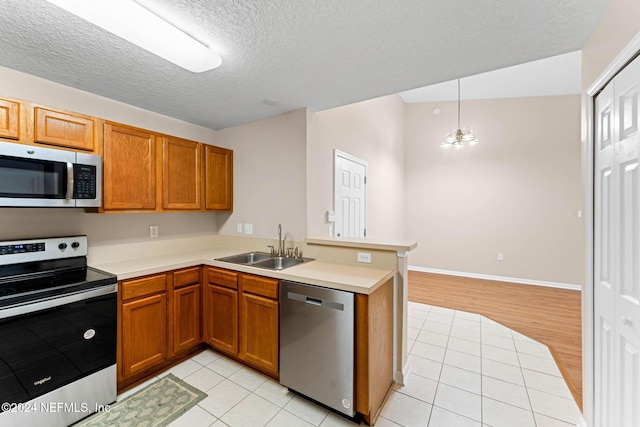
[{"x1": 408, "y1": 266, "x2": 582, "y2": 291}]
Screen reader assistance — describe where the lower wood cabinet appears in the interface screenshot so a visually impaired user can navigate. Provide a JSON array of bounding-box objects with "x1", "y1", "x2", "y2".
[
  {"x1": 203, "y1": 267, "x2": 279, "y2": 378},
  {"x1": 239, "y1": 274, "x2": 279, "y2": 376},
  {"x1": 118, "y1": 267, "x2": 203, "y2": 389},
  {"x1": 355, "y1": 277, "x2": 394, "y2": 425},
  {"x1": 169, "y1": 267, "x2": 202, "y2": 356},
  {"x1": 118, "y1": 264, "x2": 392, "y2": 425},
  {"x1": 203, "y1": 267, "x2": 239, "y2": 355},
  {"x1": 119, "y1": 273, "x2": 168, "y2": 382}
]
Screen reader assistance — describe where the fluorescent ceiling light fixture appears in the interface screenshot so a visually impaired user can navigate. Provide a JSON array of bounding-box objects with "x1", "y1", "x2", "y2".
[{"x1": 46, "y1": 0, "x2": 222, "y2": 72}]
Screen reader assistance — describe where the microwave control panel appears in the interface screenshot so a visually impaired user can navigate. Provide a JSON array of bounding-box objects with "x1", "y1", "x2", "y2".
[{"x1": 73, "y1": 164, "x2": 97, "y2": 199}]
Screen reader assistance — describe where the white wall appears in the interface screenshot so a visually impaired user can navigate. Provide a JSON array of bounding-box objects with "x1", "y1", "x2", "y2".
[
  {"x1": 405, "y1": 95, "x2": 583, "y2": 286},
  {"x1": 216, "y1": 109, "x2": 307, "y2": 243},
  {"x1": 0, "y1": 66, "x2": 220, "y2": 247},
  {"x1": 306, "y1": 94, "x2": 406, "y2": 240}
]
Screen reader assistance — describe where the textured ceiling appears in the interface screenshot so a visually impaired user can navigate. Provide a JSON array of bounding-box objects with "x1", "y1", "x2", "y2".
[{"x1": 0, "y1": 0, "x2": 610, "y2": 130}]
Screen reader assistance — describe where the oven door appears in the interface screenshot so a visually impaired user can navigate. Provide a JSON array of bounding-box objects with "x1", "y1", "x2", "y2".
[
  {"x1": 0, "y1": 284, "x2": 117, "y2": 406},
  {"x1": 0, "y1": 142, "x2": 75, "y2": 207}
]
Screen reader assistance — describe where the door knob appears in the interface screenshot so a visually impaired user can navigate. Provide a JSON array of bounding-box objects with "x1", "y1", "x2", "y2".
[{"x1": 622, "y1": 316, "x2": 633, "y2": 327}]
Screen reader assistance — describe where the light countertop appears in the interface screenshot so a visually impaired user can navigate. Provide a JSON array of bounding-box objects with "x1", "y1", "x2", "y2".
[{"x1": 91, "y1": 247, "x2": 396, "y2": 295}]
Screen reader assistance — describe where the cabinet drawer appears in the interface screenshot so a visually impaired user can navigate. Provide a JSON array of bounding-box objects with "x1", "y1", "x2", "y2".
[
  {"x1": 241, "y1": 274, "x2": 279, "y2": 299},
  {"x1": 35, "y1": 107, "x2": 95, "y2": 151},
  {"x1": 121, "y1": 274, "x2": 167, "y2": 301},
  {"x1": 173, "y1": 267, "x2": 200, "y2": 289},
  {"x1": 206, "y1": 267, "x2": 238, "y2": 290}
]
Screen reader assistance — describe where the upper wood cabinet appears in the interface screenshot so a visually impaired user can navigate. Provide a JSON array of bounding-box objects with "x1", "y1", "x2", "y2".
[
  {"x1": 34, "y1": 107, "x2": 95, "y2": 151},
  {"x1": 205, "y1": 145, "x2": 233, "y2": 211},
  {"x1": 103, "y1": 122, "x2": 157, "y2": 211},
  {"x1": 0, "y1": 98, "x2": 20, "y2": 140},
  {"x1": 162, "y1": 136, "x2": 202, "y2": 210},
  {"x1": 0, "y1": 97, "x2": 235, "y2": 213}
]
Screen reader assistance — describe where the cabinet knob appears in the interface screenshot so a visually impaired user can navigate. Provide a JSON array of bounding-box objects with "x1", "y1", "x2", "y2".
[{"x1": 622, "y1": 317, "x2": 633, "y2": 327}]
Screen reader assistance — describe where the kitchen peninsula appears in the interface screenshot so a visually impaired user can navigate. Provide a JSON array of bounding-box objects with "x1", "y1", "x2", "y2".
[{"x1": 90, "y1": 234, "x2": 416, "y2": 425}]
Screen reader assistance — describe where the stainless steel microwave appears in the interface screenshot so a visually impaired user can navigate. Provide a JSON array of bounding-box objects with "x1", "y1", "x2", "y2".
[{"x1": 0, "y1": 141, "x2": 102, "y2": 207}]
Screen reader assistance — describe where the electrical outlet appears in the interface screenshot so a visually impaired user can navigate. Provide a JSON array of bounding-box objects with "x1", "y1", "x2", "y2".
[
  {"x1": 497, "y1": 253, "x2": 504, "y2": 261},
  {"x1": 236, "y1": 223, "x2": 243, "y2": 233},
  {"x1": 244, "y1": 223, "x2": 253, "y2": 235},
  {"x1": 357, "y1": 252, "x2": 372, "y2": 263},
  {"x1": 149, "y1": 225, "x2": 159, "y2": 238}
]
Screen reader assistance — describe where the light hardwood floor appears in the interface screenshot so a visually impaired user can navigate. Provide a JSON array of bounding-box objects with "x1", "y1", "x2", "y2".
[{"x1": 408, "y1": 271, "x2": 583, "y2": 409}]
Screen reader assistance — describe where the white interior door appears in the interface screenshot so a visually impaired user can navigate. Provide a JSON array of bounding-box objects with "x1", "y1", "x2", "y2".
[
  {"x1": 594, "y1": 73, "x2": 616, "y2": 427},
  {"x1": 334, "y1": 150, "x2": 366, "y2": 238},
  {"x1": 594, "y1": 53, "x2": 640, "y2": 427},
  {"x1": 612, "y1": 55, "x2": 640, "y2": 427}
]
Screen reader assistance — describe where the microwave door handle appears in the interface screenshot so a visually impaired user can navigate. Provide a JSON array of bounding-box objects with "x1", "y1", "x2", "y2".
[{"x1": 66, "y1": 162, "x2": 74, "y2": 200}]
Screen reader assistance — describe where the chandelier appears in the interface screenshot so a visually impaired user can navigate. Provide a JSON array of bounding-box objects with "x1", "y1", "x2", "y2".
[{"x1": 441, "y1": 79, "x2": 479, "y2": 148}]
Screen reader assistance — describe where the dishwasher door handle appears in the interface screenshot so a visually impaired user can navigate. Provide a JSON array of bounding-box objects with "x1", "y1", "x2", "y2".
[
  {"x1": 287, "y1": 291, "x2": 344, "y2": 311},
  {"x1": 306, "y1": 297, "x2": 322, "y2": 306}
]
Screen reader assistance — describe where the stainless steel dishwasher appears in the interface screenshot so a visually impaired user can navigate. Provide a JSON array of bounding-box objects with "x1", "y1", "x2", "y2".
[{"x1": 280, "y1": 280, "x2": 355, "y2": 417}]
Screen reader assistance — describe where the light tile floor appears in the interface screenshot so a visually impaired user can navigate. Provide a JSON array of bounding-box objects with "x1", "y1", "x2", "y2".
[{"x1": 117, "y1": 301, "x2": 583, "y2": 426}]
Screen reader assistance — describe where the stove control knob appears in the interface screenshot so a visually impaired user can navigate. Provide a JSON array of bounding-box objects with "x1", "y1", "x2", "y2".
[
  {"x1": 71, "y1": 241, "x2": 80, "y2": 249},
  {"x1": 58, "y1": 243, "x2": 68, "y2": 250}
]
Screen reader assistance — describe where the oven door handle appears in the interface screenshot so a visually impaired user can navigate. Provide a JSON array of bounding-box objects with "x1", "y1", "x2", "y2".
[{"x1": 0, "y1": 283, "x2": 117, "y2": 319}]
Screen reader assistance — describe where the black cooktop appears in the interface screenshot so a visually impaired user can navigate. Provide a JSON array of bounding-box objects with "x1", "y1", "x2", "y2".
[{"x1": 0, "y1": 256, "x2": 116, "y2": 309}]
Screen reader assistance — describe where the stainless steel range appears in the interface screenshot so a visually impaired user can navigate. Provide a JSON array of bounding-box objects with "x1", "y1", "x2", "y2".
[{"x1": 0, "y1": 236, "x2": 117, "y2": 427}]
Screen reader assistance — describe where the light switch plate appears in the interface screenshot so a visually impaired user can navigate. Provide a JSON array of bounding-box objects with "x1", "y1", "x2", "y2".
[
  {"x1": 149, "y1": 225, "x2": 159, "y2": 238},
  {"x1": 237, "y1": 223, "x2": 243, "y2": 233},
  {"x1": 244, "y1": 223, "x2": 253, "y2": 235}
]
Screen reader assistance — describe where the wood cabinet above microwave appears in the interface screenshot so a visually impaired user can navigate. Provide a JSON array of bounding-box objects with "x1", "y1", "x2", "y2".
[
  {"x1": 0, "y1": 98, "x2": 20, "y2": 140},
  {"x1": 35, "y1": 107, "x2": 95, "y2": 151},
  {"x1": 0, "y1": 97, "x2": 99, "y2": 154}
]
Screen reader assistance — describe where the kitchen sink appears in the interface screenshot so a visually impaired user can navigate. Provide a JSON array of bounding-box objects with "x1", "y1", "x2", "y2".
[
  {"x1": 215, "y1": 252, "x2": 313, "y2": 270},
  {"x1": 216, "y1": 251, "x2": 272, "y2": 265},
  {"x1": 251, "y1": 256, "x2": 305, "y2": 271}
]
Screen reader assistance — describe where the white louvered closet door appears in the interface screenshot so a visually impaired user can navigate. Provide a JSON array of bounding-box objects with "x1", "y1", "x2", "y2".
[{"x1": 594, "y1": 53, "x2": 640, "y2": 427}]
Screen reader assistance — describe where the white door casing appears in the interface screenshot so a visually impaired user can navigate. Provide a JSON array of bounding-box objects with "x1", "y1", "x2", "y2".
[
  {"x1": 593, "y1": 52, "x2": 640, "y2": 427},
  {"x1": 334, "y1": 150, "x2": 366, "y2": 238}
]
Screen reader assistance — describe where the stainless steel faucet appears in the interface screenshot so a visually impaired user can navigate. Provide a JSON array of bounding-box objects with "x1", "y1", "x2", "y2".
[{"x1": 277, "y1": 224, "x2": 283, "y2": 256}]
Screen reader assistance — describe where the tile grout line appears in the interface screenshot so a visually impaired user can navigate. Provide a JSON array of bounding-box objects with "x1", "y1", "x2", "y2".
[
  {"x1": 424, "y1": 306, "x2": 452, "y2": 427},
  {"x1": 513, "y1": 336, "x2": 539, "y2": 427}
]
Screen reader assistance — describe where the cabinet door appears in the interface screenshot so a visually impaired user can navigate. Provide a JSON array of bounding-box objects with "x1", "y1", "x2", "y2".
[
  {"x1": 103, "y1": 123, "x2": 156, "y2": 210},
  {"x1": 204, "y1": 145, "x2": 233, "y2": 211},
  {"x1": 239, "y1": 292, "x2": 278, "y2": 375},
  {"x1": 204, "y1": 284, "x2": 238, "y2": 355},
  {"x1": 162, "y1": 136, "x2": 201, "y2": 210},
  {"x1": 0, "y1": 98, "x2": 19, "y2": 140},
  {"x1": 171, "y1": 283, "x2": 202, "y2": 355},
  {"x1": 35, "y1": 107, "x2": 94, "y2": 151},
  {"x1": 121, "y1": 293, "x2": 167, "y2": 379}
]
